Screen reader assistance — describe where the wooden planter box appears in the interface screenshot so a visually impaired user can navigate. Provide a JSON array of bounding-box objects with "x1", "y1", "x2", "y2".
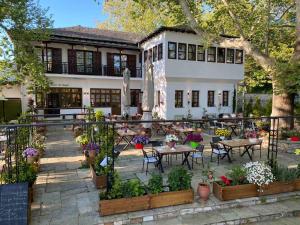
[
  {"x1": 295, "y1": 179, "x2": 300, "y2": 191},
  {"x1": 213, "y1": 182, "x2": 257, "y2": 201},
  {"x1": 149, "y1": 189, "x2": 194, "y2": 208},
  {"x1": 260, "y1": 181, "x2": 295, "y2": 196},
  {"x1": 99, "y1": 195, "x2": 150, "y2": 216},
  {"x1": 90, "y1": 165, "x2": 107, "y2": 189}
]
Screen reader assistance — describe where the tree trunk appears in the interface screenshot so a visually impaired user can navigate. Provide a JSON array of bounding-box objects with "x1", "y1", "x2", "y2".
[{"x1": 271, "y1": 92, "x2": 294, "y2": 129}]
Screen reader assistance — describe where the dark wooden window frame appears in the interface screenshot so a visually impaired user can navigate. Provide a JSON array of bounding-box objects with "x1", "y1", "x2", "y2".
[
  {"x1": 175, "y1": 90, "x2": 184, "y2": 108},
  {"x1": 217, "y1": 48, "x2": 226, "y2": 63},
  {"x1": 45, "y1": 87, "x2": 82, "y2": 109},
  {"x1": 207, "y1": 90, "x2": 215, "y2": 107},
  {"x1": 178, "y1": 43, "x2": 187, "y2": 60},
  {"x1": 90, "y1": 88, "x2": 121, "y2": 108},
  {"x1": 197, "y1": 45, "x2": 205, "y2": 61},
  {"x1": 192, "y1": 90, "x2": 199, "y2": 107},
  {"x1": 188, "y1": 44, "x2": 196, "y2": 61},
  {"x1": 130, "y1": 89, "x2": 141, "y2": 107},
  {"x1": 148, "y1": 48, "x2": 153, "y2": 62},
  {"x1": 158, "y1": 43, "x2": 163, "y2": 60},
  {"x1": 144, "y1": 50, "x2": 148, "y2": 62},
  {"x1": 75, "y1": 50, "x2": 93, "y2": 74},
  {"x1": 168, "y1": 42, "x2": 177, "y2": 59},
  {"x1": 235, "y1": 49, "x2": 244, "y2": 64},
  {"x1": 226, "y1": 48, "x2": 235, "y2": 64},
  {"x1": 207, "y1": 47, "x2": 216, "y2": 62},
  {"x1": 222, "y1": 91, "x2": 229, "y2": 107},
  {"x1": 153, "y1": 46, "x2": 158, "y2": 62}
]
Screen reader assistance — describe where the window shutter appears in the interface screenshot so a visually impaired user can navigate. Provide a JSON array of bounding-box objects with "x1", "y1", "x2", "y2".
[
  {"x1": 127, "y1": 55, "x2": 136, "y2": 77},
  {"x1": 93, "y1": 51, "x2": 102, "y2": 75},
  {"x1": 106, "y1": 53, "x2": 114, "y2": 76},
  {"x1": 52, "y1": 48, "x2": 62, "y2": 73},
  {"x1": 68, "y1": 49, "x2": 77, "y2": 74}
]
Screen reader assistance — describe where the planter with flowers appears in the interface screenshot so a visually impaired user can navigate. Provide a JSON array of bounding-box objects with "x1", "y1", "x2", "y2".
[
  {"x1": 75, "y1": 134, "x2": 89, "y2": 149},
  {"x1": 184, "y1": 133, "x2": 203, "y2": 149},
  {"x1": 23, "y1": 147, "x2": 39, "y2": 164},
  {"x1": 83, "y1": 142, "x2": 100, "y2": 164},
  {"x1": 215, "y1": 128, "x2": 230, "y2": 140},
  {"x1": 132, "y1": 136, "x2": 150, "y2": 149},
  {"x1": 165, "y1": 134, "x2": 179, "y2": 149},
  {"x1": 213, "y1": 162, "x2": 300, "y2": 201},
  {"x1": 90, "y1": 153, "x2": 109, "y2": 189},
  {"x1": 244, "y1": 130, "x2": 258, "y2": 143}
]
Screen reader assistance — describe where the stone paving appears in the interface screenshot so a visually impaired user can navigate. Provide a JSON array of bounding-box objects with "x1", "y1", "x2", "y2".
[{"x1": 30, "y1": 125, "x2": 300, "y2": 225}]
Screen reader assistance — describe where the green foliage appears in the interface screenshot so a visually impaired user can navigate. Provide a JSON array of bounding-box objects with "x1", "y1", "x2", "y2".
[
  {"x1": 75, "y1": 134, "x2": 88, "y2": 145},
  {"x1": 297, "y1": 164, "x2": 300, "y2": 178},
  {"x1": 95, "y1": 110, "x2": 104, "y2": 121},
  {"x1": 147, "y1": 173, "x2": 163, "y2": 194},
  {"x1": 244, "y1": 97, "x2": 272, "y2": 117},
  {"x1": 122, "y1": 179, "x2": 145, "y2": 198},
  {"x1": 280, "y1": 129, "x2": 300, "y2": 139},
  {"x1": 94, "y1": 151, "x2": 110, "y2": 176},
  {"x1": 227, "y1": 165, "x2": 248, "y2": 186},
  {"x1": 103, "y1": 172, "x2": 123, "y2": 200},
  {"x1": 168, "y1": 167, "x2": 192, "y2": 191},
  {"x1": 272, "y1": 165, "x2": 298, "y2": 182}
]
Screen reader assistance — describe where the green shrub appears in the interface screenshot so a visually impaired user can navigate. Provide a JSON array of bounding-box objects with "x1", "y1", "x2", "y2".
[
  {"x1": 148, "y1": 173, "x2": 163, "y2": 194},
  {"x1": 272, "y1": 165, "x2": 298, "y2": 182},
  {"x1": 227, "y1": 165, "x2": 248, "y2": 185},
  {"x1": 103, "y1": 172, "x2": 123, "y2": 200},
  {"x1": 95, "y1": 110, "x2": 104, "y2": 121},
  {"x1": 122, "y1": 179, "x2": 145, "y2": 198},
  {"x1": 168, "y1": 167, "x2": 192, "y2": 191},
  {"x1": 281, "y1": 129, "x2": 300, "y2": 139}
]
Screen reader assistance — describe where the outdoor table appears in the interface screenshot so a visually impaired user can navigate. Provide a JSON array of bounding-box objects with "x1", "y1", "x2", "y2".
[
  {"x1": 223, "y1": 122, "x2": 239, "y2": 136},
  {"x1": 153, "y1": 145, "x2": 196, "y2": 173},
  {"x1": 116, "y1": 129, "x2": 137, "y2": 150},
  {"x1": 174, "y1": 127, "x2": 196, "y2": 137},
  {"x1": 219, "y1": 139, "x2": 263, "y2": 161}
]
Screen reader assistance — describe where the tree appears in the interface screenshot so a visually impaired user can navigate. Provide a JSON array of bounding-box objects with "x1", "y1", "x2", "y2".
[{"x1": 0, "y1": 0, "x2": 52, "y2": 92}]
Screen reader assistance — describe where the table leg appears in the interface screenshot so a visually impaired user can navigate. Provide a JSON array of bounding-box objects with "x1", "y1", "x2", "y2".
[
  {"x1": 157, "y1": 154, "x2": 164, "y2": 173},
  {"x1": 222, "y1": 146, "x2": 232, "y2": 163},
  {"x1": 241, "y1": 145, "x2": 253, "y2": 161},
  {"x1": 181, "y1": 152, "x2": 192, "y2": 170}
]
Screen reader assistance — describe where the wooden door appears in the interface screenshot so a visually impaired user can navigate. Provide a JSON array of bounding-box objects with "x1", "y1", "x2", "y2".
[{"x1": 110, "y1": 89, "x2": 121, "y2": 115}]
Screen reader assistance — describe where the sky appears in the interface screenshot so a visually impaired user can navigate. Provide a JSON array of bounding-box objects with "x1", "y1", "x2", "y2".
[{"x1": 38, "y1": 0, "x2": 108, "y2": 28}]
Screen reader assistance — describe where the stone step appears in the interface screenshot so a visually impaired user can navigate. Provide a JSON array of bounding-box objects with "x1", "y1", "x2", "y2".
[
  {"x1": 252, "y1": 216, "x2": 300, "y2": 225},
  {"x1": 142, "y1": 198, "x2": 300, "y2": 225}
]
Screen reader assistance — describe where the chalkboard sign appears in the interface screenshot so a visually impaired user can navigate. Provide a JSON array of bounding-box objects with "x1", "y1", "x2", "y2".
[{"x1": 0, "y1": 182, "x2": 29, "y2": 225}]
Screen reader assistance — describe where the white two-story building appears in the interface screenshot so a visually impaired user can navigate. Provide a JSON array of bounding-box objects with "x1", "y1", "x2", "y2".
[{"x1": 3, "y1": 25, "x2": 244, "y2": 120}]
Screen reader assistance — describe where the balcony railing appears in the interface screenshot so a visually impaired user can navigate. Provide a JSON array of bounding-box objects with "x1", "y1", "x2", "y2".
[{"x1": 43, "y1": 62, "x2": 142, "y2": 78}]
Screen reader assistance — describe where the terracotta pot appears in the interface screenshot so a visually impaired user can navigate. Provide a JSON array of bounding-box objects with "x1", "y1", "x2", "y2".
[
  {"x1": 89, "y1": 149, "x2": 96, "y2": 158},
  {"x1": 167, "y1": 141, "x2": 176, "y2": 149},
  {"x1": 198, "y1": 183, "x2": 210, "y2": 201},
  {"x1": 135, "y1": 143, "x2": 144, "y2": 149}
]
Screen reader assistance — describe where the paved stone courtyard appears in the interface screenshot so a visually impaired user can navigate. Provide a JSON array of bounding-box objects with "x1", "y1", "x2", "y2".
[{"x1": 30, "y1": 126, "x2": 300, "y2": 225}]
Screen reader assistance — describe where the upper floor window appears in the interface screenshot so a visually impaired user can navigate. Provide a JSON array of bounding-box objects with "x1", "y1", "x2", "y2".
[
  {"x1": 178, "y1": 43, "x2": 187, "y2": 60},
  {"x1": 76, "y1": 51, "x2": 93, "y2": 73},
  {"x1": 130, "y1": 89, "x2": 141, "y2": 107},
  {"x1": 235, "y1": 50, "x2": 243, "y2": 64},
  {"x1": 192, "y1": 91, "x2": 199, "y2": 107},
  {"x1": 226, "y1": 49, "x2": 234, "y2": 63},
  {"x1": 207, "y1": 47, "x2": 216, "y2": 62},
  {"x1": 222, "y1": 91, "x2": 229, "y2": 106},
  {"x1": 158, "y1": 43, "x2": 163, "y2": 60},
  {"x1": 144, "y1": 50, "x2": 148, "y2": 62},
  {"x1": 168, "y1": 42, "x2": 177, "y2": 59},
  {"x1": 217, "y1": 48, "x2": 225, "y2": 63},
  {"x1": 197, "y1": 45, "x2": 205, "y2": 61},
  {"x1": 153, "y1": 46, "x2": 158, "y2": 62},
  {"x1": 188, "y1": 44, "x2": 196, "y2": 61},
  {"x1": 207, "y1": 90, "x2": 215, "y2": 107},
  {"x1": 175, "y1": 90, "x2": 183, "y2": 108},
  {"x1": 148, "y1": 48, "x2": 153, "y2": 62}
]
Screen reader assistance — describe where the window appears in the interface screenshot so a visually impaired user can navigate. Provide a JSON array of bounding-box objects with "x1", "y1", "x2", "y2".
[
  {"x1": 197, "y1": 45, "x2": 205, "y2": 61},
  {"x1": 188, "y1": 44, "x2": 196, "y2": 61},
  {"x1": 157, "y1": 90, "x2": 161, "y2": 106},
  {"x1": 130, "y1": 89, "x2": 141, "y2": 107},
  {"x1": 207, "y1": 91, "x2": 215, "y2": 107},
  {"x1": 235, "y1": 50, "x2": 244, "y2": 64},
  {"x1": 178, "y1": 43, "x2": 187, "y2": 60},
  {"x1": 153, "y1": 46, "x2": 158, "y2": 62},
  {"x1": 175, "y1": 90, "x2": 183, "y2": 108},
  {"x1": 37, "y1": 48, "x2": 53, "y2": 72},
  {"x1": 217, "y1": 48, "x2": 225, "y2": 63},
  {"x1": 46, "y1": 88, "x2": 82, "y2": 108},
  {"x1": 222, "y1": 91, "x2": 229, "y2": 106},
  {"x1": 36, "y1": 92, "x2": 45, "y2": 108},
  {"x1": 158, "y1": 43, "x2": 163, "y2": 60},
  {"x1": 112, "y1": 54, "x2": 127, "y2": 75},
  {"x1": 76, "y1": 51, "x2": 93, "y2": 73},
  {"x1": 90, "y1": 89, "x2": 121, "y2": 107},
  {"x1": 144, "y1": 50, "x2": 148, "y2": 62},
  {"x1": 226, "y1": 49, "x2": 234, "y2": 63},
  {"x1": 192, "y1": 91, "x2": 199, "y2": 107},
  {"x1": 148, "y1": 48, "x2": 153, "y2": 62},
  {"x1": 168, "y1": 42, "x2": 177, "y2": 59},
  {"x1": 207, "y1": 47, "x2": 216, "y2": 62}
]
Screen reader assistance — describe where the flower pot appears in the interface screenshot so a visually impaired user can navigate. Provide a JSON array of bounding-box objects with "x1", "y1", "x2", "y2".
[
  {"x1": 135, "y1": 143, "x2": 144, "y2": 149},
  {"x1": 167, "y1": 141, "x2": 176, "y2": 149},
  {"x1": 27, "y1": 156, "x2": 36, "y2": 164},
  {"x1": 249, "y1": 138, "x2": 258, "y2": 143},
  {"x1": 89, "y1": 149, "x2": 96, "y2": 158},
  {"x1": 198, "y1": 183, "x2": 210, "y2": 201}
]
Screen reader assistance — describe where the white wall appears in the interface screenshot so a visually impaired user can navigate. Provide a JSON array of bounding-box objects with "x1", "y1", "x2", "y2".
[
  {"x1": 164, "y1": 31, "x2": 244, "y2": 80},
  {"x1": 1, "y1": 85, "x2": 31, "y2": 112}
]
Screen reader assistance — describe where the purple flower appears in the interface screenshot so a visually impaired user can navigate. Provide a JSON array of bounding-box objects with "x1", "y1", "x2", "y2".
[
  {"x1": 83, "y1": 142, "x2": 100, "y2": 153},
  {"x1": 184, "y1": 133, "x2": 203, "y2": 144},
  {"x1": 132, "y1": 136, "x2": 149, "y2": 144},
  {"x1": 23, "y1": 147, "x2": 38, "y2": 157}
]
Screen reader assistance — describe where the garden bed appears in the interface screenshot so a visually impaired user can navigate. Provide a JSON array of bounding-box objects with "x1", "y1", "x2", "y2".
[
  {"x1": 90, "y1": 165, "x2": 107, "y2": 189},
  {"x1": 213, "y1": 179, "x2": 300, "y2": 201},
  {"x1": 99, "y1": 189, "x2": 194, "y2": 216}
]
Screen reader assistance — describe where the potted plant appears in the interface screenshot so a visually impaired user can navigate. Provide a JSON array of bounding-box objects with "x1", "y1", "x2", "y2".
[
  {"x1": 22, "y1": 147, "x2": 39, "y2": 164},
  {"x1": 202, "y1": 163, "x2": 215, "y2": 181},
  {"x1": 244, "y1": 130, "x2": 258, "y2": 143},
  {"x1": 184, "y1": 133, "x2": 203, "y2": 148},
  {"x1": 83, "y1": 142, "x2": 100, "y2": 159},
  {"x1": 198, "y1": 180, "x2": 210, "y2": 201},
  {"x1": 91, "y1": 153, "x2": 109, "y2": 189},
  {"x1": 75, "y1": 134, "x2": 88, "y2": 148},
  {"x1": 132, "y1": 135, "x2": 150, "y2": 149},
  {"x1": 165, "y1": 134, "x2": 179, "y2": 149},
  {"x1": 215, "y1": 128, "x2": 230, "y2": 140}
]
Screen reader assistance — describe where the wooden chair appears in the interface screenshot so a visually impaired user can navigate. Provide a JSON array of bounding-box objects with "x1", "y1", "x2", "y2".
[{"x1": 210, "y1": 142, "x2": 228, "y2": 165}]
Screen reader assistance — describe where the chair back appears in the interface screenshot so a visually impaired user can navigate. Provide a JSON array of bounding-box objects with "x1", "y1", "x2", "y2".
[
  {"x1": 150, "y1": 140, "x2": 164, "y2": 147},
  {"x1": 141, "y1": 148, "x2": 149, "y2": 158},
  {"x1": 212, "y1": 136, "x2": 221, "y2": 143},
  {"x1": 196, "y1": 144, "x2": 204, "y2": 152},
  {"x1": 210, "y1": 142, "x2": 219, "y2": 150}
]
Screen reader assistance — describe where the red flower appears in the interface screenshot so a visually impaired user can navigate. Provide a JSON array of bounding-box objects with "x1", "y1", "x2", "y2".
[{"x1": 220, "y1": 176, "x2": 232, "y2": 186}]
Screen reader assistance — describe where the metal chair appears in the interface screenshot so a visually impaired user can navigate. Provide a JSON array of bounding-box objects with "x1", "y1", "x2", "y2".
[
  {"x1": 210, "y1": 142, "x2": 228, "y2": 165},
  {"x1": 191, "y1": 144, "x2": 205, "y2": 168},
  {"x1": 141, "y1": 147, "x2": 158, "y2": 175}
]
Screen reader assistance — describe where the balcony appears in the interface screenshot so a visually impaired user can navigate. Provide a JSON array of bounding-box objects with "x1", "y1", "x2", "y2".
[{"x1": 43, "y1": 62, "x2": 142, "y2": 78}]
